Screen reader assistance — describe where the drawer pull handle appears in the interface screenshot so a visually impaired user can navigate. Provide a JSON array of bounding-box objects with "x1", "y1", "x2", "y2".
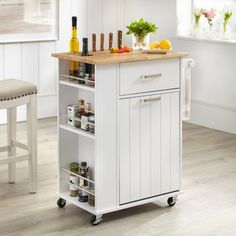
[
  {"x1": 140, "y1": 96, "x2": 161, "y2": 103},
  {"x1": 140, "y1": 73, "x2": 162, "y2": 80}
]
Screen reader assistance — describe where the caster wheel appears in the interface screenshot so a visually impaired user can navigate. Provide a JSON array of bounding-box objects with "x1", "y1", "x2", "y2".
[
  {"x1": 167, "y1": 196, "x2": 177, "y2": 207},
  {"x1": 57, "y1": 198, "x2": 66, "y2": 208},
  {"x1": 90, "y1": 214, "x2": 103, "y2": 226}
]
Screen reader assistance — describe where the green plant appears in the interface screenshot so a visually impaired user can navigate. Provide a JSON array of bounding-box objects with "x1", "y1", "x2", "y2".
[{"x1": 126, "y1": 18, "x2": 157, "y2": 38}]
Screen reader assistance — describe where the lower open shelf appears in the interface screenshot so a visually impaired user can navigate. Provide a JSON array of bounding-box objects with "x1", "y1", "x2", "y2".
[{"x1": 59, "y1": 192, "x2": 96, "y2": 215}]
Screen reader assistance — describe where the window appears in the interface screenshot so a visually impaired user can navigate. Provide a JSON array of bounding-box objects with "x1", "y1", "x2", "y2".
[
  {"x1": 177, "y1": 0, "x2": 236, "y2": 42},
  {"x1": 0, "y1": 0, "x2": 58, "y2": 43}
]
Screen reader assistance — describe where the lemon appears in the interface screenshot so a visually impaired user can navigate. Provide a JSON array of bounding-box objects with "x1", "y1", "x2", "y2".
[
  {"x1": 149, "y1": 41, "x2": 160, "y2": 49},
  {"x1": 159, "y1": 39, "x2": 172, "y2": 50}
]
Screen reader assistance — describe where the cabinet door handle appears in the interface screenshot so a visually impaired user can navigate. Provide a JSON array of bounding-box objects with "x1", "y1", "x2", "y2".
[
  {"x1": 140, "y1": 73, "x2": 162, "y2": 80},
  {"x1": 140, "y1": 96, "x2": 161, "y2": 103}
]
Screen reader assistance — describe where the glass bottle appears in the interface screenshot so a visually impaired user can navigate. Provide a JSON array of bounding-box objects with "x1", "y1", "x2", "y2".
[
  {"x1": 69, "y1": 16, "x2": 79, "y2": 78},
  {"x1": 78, "y1": 162, "x2": 89, "y2": 202},
  {"x1": 69, "y1": 162, "x2": 79, "y2": 197}
]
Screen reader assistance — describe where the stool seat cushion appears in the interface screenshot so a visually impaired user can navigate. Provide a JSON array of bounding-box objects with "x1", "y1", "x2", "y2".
[{"x1": 0, "y1": 79, "x2": 37, "y2": 101}]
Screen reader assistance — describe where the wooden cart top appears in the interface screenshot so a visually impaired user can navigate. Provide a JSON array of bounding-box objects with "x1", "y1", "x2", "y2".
[{"x1": 52, "y1": 50, "x2": 188, "y2": 65}]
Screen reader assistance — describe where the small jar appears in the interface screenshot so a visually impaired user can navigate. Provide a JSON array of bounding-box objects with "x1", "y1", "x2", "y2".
[
  {"x1": 78, "y1": 162, "x2": 89, "y2": 202},
  {"x1": 85, "y1": 73, "x2": 90, "y2": 85},
  {"x1": 69, "y1": 162, "x2": 79, "y2": 197},
  {"x1": 88, "y1": 115, "x2": 95, "y2": 134},
  {"x1": 88, "y1": 190, "x2": 95, "y2": 206}
]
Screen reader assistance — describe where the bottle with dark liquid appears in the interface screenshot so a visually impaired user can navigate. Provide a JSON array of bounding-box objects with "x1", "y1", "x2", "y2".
[{"x1": 69, "y1": 16, "x2": 79, "y2": 78}]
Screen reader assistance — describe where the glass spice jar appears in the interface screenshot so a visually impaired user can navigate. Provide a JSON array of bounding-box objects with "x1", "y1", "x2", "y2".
[
  {"x1": 88, "y1": 115, "x2": 95, "y2": 134},
  {"x1": 88, "y1": 190, "x2": 95, "y2": 206},
  {"x1": 75, "y1": 99, "x2": 85, "y2": 128},
  {"x1": 69, "y1": 162, "x2": 79, "y2": 197},
  {"x1": 78, "y1": 162, "x2": 89, "y2": 202}
]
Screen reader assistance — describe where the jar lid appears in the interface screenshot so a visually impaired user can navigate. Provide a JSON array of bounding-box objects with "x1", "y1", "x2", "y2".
[{"x1": 81, "y1": 161, "x2": 87, "y2": 167}]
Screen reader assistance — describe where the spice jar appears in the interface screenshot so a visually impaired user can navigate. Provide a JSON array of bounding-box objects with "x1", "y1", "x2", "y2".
[
  {"x1": 69, "y1": 162, "x2": 79, "y2": 197},
  {"x1": 75, "y1": 99, "x2": 85, "y2": 128},
  {"x1": 88, "y1": 190, "x2": 95, "y2": 206},
  {"x1": 88, "y1": 115, "x2": 95, "y2": 134},
  {"x1": 81, "y1": 103, "x2": 92, "y2": 131},
  {"x1": 78, "y1": 162, "x2": 89, "y2": 202}
]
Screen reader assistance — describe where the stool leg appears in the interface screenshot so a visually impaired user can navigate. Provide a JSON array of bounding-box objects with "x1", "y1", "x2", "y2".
[
  {"x1": 7, "y1": 108, "x2": 16, "y2": 184},
  {"x1": 27, "y1": 94, "x2": 37, "y2": 194}
]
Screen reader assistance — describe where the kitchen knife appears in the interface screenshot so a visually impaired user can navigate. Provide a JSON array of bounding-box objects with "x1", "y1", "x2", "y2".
[
  {"x1": 109, "y1": 33, "x2": 113, "y2": 49},
  {"x1": 118, "y1": 30, "x2": 122, "y2": 49},
  {"x1": 100, "y1": 33, "x2": 104, "y2": 51},
  {"x1": 92, "y1": 33, "x2": 96, "y2": 52}
]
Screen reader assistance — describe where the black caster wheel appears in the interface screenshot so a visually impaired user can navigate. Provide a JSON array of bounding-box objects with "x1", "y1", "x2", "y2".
[
  {"x1": 57, "y1": 198, "x2": 66, "y2": 208},
  {"x1": 90, "y1": 214, "x2": 103, "y2": 226},
  {"x1": 167, "y1": 196, "x2": 177, "y2": 207}
]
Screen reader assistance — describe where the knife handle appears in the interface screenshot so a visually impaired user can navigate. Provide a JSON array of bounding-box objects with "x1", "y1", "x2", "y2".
[
  {"x1": 100, "y1": 33, "x2": 104, "y2": 51},
  {"x1": 118, "y1": 30, "x2": 122, "y2": 49},
  {"x1": 109, "y1": 33, "x2": 113, "y2": 49},
  {"x1": 92, "y1": 33, "x2": 96, "y2": 52}
]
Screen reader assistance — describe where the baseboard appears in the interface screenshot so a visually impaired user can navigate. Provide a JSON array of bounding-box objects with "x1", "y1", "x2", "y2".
[{"x1": 188, "y1": 100, "x2": 236, "y2": 135}]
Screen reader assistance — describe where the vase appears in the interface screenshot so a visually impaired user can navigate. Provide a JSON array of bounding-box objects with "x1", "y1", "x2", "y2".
[{"x1": 132, "y1": 34, "x2": 150, "y2": 51}]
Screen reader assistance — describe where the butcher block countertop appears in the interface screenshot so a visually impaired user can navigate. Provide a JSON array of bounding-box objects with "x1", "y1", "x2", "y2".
[{"x1": 52, "y1": 50, "x2": 188, "y2": 65}]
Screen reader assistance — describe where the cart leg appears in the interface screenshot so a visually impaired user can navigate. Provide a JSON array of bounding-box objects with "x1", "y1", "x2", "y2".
[{"x1": 90, "y1": 214, "x2": 103, "y2": 225}]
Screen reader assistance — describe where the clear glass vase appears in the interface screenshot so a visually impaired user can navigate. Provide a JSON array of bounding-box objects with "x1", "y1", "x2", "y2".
[{"x1": 132, "y1": 34, "x2": 149, "y2": 51}]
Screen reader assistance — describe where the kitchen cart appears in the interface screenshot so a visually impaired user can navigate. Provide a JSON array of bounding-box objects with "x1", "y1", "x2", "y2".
[{"x1": 52, "y1": 51, "x2": 188, "y2": 225}]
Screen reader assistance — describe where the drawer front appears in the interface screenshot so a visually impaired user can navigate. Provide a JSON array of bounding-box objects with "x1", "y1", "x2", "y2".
[{"x1": 119, "y1": 59, "x2": 180, "y2": 95}]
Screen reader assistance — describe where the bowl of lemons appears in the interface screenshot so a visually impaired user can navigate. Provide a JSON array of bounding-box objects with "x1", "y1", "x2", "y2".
[{"x1": 144, "y1": 39, "x2": 172, "y2": 54}]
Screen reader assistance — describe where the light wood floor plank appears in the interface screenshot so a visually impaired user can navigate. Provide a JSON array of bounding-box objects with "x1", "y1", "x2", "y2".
[{"x1": 0, "y1": 119, "x2": 236, "y2": 235}]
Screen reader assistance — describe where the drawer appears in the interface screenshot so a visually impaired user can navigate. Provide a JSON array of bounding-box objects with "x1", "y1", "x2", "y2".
[{"x1": 119, "y1": 59, "x2": 180, "y2": 95}]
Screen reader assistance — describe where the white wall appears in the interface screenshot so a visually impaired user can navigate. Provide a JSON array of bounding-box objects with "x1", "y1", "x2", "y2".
[
  {"x1": 90, "y1": 0, "x2": 236, "y2": 134},
  {"x1": 0, "y1": 0, "x2": 87, "y2": 123}
]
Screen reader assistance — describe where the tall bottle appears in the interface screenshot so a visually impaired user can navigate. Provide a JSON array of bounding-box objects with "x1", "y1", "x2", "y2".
[{"x1": 69, "y1": 16, "x2": 79, "y2": 78}]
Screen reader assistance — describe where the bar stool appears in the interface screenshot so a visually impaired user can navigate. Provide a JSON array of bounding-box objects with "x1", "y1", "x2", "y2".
[{"x1": 0, "y1": 79, "x2": 37, "y2": 193}]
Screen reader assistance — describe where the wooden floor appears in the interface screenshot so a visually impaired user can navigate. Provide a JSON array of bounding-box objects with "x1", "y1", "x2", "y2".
[{"x1": 0, "y1": 118, "x2": 236, "y2": 236}]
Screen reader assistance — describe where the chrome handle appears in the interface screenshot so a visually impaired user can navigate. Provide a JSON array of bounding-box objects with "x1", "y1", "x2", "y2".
[
  {"x1": 140, "y1": 96, "x2": 161, "y2": 103},
  {"x1": 140, "y1": 73, "x2": 162, "y2": 80}
]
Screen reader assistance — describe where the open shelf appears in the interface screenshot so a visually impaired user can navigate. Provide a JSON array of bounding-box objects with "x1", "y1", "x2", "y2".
[
  {"x1": 60, "y1": 74, "x2": 95, "y2": 92},
  {"x1": 60, "y1": 124, "x2": 95, "y2": 140},
  {"x1": 59, "y1": 192, "x2": 96, "y2": 214}
]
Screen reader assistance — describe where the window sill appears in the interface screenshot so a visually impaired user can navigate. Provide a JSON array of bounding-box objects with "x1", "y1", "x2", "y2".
[{"x1": 175, "y1": 35, "x2": 236, "y2": 46}]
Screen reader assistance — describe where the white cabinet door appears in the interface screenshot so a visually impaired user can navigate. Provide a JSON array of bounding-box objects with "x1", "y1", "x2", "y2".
[{"x1": 119, "y1": 92, "x2": 180, "y2": 205}]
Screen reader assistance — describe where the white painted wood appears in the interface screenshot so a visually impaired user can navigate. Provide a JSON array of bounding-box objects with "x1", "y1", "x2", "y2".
[
  {"x1": 4, "y1": 44, "x2": 21, "y2": 79},
  {"x1": 140, "y1": 98, "x2": 151, "y2": 199},
  {"x1": 72, "y1": 0, "x2": 88, "y2": 42},
  {"x1": 39, "y1": 42, "x2": 56, "y2": 96},
  {"x1": 150, "y1": 95, "x2": 161, "y2": 196},
  {"x1": 56, "y1": 56, "x2": 182, "y2": 216},
  {"x1": 119, "y1": 98, "x2": 130, "y2": 204},
  {"x1": 55, "y1": 0, "x2": 72, "y2": 52},
  {"x1": 119, "y1": 59, "x2": 180, "y2": 96},
  {"x1": 95, "y1": 64, "x2": 118, "y2": 212},
  {"x1": 129, "y1": 98, "x2": 141, "y2": 201},
  {"x1": 87, "y1": 0, "x2": 102, "y2": 50},
  {"x1": 160, "y1": 93, "x2": 171, "y2": 193},
  {"x1": 0, "y1": 45, "x2": 4, "y2": 79},
  {"x1": 27, "y1": 94, "x2": 37, "y2": 193},
  {"x1": 171, "y1": 92, "x2": 180, "y2": 190},
  {"x1": 119, "y1": 92, "x2": 180, "y2": 204},
  {"x1": 7, "y1": 107, "x2": 16, "y2": 184},
  {"x1": 21, "y1": 42, "x2": 39, "y2": 86}
]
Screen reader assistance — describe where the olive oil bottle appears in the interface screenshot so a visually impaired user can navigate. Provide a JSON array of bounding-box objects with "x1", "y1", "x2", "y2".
[{"x1": 69, "y1": 16, "x2": 79, "y2": 78}]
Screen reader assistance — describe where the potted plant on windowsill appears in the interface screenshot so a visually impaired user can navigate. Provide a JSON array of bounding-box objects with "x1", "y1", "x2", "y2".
[{"x1": 127, "y1": 18, "x2": 157, "y2": 50}]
